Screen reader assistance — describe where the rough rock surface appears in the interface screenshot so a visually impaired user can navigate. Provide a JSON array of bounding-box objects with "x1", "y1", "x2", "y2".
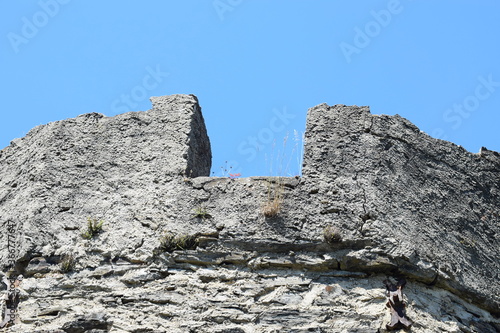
[
  {"x1": 0, "y1": 95, "x2": 498, "y2": 332},
  {"x1": 302, "y1": 104, "x2": 500, "y2": 313}
]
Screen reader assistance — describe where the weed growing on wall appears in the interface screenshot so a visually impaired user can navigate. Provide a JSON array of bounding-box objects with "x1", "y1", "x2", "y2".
[
  {"x1": 293, "y1": 130, "x2": 305, "y2": 177},
  {"x1": 323, "y1": 225, "x2": 342, "y2": 244},
  {"x1": 159, "y1": 232, "x2": 198, "y2": 252},
  {"x1": 81, "y1": 218, "x2": 104, "y2": 239},
  {"x1": 192, "y1": 205, "x2": 211, "y2": 219},
  {"x1": 261, "y1": 178, "x2": 284, "y2": 218},
  {"x1": 261, "y1": 133, "x2": 301, "y2": 217},
  {"x1": 60, "y1": 254, "x2": 76, "y2": 273}
]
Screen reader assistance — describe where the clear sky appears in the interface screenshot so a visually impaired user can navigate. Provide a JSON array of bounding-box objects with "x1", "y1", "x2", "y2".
[{"x1": 1, "y1": 1, "x2": 499, "y2": 177}]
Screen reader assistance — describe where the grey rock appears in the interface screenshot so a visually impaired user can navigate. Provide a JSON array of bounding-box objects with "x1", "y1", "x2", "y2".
[
  {"x1": 303, "y1": 103, "x2": 500, "y2": 313},
  {"x1": 61, "y1": 313, "x2": 111, "y2": 332},
  {"x1": 0, "y1": 95, "x2": 498, "y2": 332},
  {"x1": 119, "y1": 268, "x2": 161, "y2": 285},
  {"x1": 24, "y1": 257, "x2": 52, "y2": 276}
]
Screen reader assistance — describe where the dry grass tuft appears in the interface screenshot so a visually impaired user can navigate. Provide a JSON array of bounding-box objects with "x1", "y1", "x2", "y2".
[
  {"x1": 323, "y1": 225, "x2": 342, "y2": 244},
  {"x1": 159, "y1": 232, "x2": 198, "y2": 252},
  {"x1": 60, "y1": 254, "x2": 76, "y2": 273},
  {"x1": 261, "y1": 179, "x2": 284, "y2": 218}
]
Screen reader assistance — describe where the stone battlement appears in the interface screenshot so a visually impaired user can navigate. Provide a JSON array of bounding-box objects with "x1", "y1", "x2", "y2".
[{"x1": 0, "y1": 94, "x2": 498, "y2": 332}]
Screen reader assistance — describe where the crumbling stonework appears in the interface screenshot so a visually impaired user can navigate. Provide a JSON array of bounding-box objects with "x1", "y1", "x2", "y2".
[{"x1": 0, "y1": 94, "x2": 498, "y2": 332}]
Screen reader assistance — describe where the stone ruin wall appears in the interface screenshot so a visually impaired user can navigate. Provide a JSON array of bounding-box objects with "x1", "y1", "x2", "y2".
[{"x1": 0, "y1": 94, "x2": 498, "y2": 332}]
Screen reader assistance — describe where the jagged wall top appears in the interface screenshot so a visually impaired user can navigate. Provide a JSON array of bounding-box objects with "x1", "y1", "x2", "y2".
[
  {"x1": 0, "y1": 94, "x2": 211, "y2": 178},
  {"x1": 303, "y1": 103, "x2": 500, "y2": 312},
  {"x1": 0, "y1": 94, "x2": 499, "y2": 320}
]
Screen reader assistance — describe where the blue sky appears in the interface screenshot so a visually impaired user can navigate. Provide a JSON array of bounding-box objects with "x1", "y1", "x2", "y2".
[{"x1": 1, "y1": 1, "x2": 499, "y2": 177}]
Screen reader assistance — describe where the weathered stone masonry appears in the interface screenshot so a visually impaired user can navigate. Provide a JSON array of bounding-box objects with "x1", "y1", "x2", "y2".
[{"x1": 0, "y1": 94, "x2": 498, "y2": 332}]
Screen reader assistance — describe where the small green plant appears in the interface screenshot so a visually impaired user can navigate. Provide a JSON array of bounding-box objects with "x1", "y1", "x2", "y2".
[
  {"x1": 192, "y1": 205, "x2": 211, "y2": 219},
  {"x1": 60, "y1": 254, "x2": 76, "y2": 273},
  {"x1": 81, "y1": 217, "x2": 104, "y2": 239},
  {"x1": 159, "y1": 232, "x2": 198, "y2": 252},
  {"x1": 323, "y1": 225, "x2": 342, "y2": 244}
]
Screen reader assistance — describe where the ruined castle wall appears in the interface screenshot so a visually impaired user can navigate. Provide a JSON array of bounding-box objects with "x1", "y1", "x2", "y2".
[{"x1": 0, "y1": 95, "x2": 498, "y2": 332}]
